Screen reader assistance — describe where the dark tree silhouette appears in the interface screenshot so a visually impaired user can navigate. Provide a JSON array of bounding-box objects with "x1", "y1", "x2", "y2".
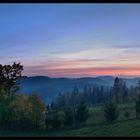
[
  {"x1": 45, "y1": 103, "x2": 62, "y2": 130},
  {"x1": 64, "y1": 107, "x2": 74, "y2": 126},
  {"x1": 75, "y1": 100, "x2": 89, "y2": 123},
  {"x1": 104, "y1": 101, "x2": 119, "y2": 123},
  {"x1": 113, "y1": 77, "x2": 125, "y2": 104},
  {"x1": 0, "y1": 62, "x2": 23, "y2": 96}
]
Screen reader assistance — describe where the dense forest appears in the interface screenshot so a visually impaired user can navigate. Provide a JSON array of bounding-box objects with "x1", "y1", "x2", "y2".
[
  {"x1": 1, "y1": 62, "x2": 140, "y2": 133},
  {"x1": 54, "y1": 77, "x2": 137, "y2": 108}
]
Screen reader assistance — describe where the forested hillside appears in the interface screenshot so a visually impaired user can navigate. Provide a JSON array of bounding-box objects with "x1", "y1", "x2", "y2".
[{"x1": 19, "y1": 76, "x2": 140, "y2": 103}]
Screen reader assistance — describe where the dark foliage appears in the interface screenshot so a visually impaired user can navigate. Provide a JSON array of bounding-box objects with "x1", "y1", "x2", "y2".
[
  {"x1": 64, "y1": 107, "x2": 74, "y2": 126},
  {"x1": 136, "y1": 81, "x2": 140, "y2": 119},
  {"x1": 45, "y1": 104, "x2": 63, "y2": 130},
  {"x1": 104, "y1": 101, "x2": 119, "y2": 123},
  {"x1": 54, "y1": 77, "x2": 136, "y2": 108},
  {"x1": 75, "y1": 100, "x2": 89, "y2": 123},
  {"x1": 0, "y1": 62, "x2": 23, "y2": 96}
]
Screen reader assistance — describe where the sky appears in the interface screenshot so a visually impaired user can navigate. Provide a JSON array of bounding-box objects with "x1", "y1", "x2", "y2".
[{"x1": 0, "y1": 4, "x2": 140, "y2": 78}]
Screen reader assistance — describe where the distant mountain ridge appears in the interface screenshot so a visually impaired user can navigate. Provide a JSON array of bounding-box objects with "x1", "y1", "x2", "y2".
[{"x1": 19, "y1": 76, "x2": 140, "y2": 104}]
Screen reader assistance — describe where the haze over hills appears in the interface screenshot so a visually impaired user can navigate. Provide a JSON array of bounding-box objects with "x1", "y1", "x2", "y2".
[{"x1": 18, "y1": 76, "x2": 140, "y2": 104}]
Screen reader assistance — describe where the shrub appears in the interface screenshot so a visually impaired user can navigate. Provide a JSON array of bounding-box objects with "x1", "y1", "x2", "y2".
[{"x1": 104, "y1": 101, "x2": 119, "y2": 123}]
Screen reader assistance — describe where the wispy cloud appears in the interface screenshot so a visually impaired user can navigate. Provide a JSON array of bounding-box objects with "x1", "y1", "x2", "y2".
[
  {"x1": 24, "y1": 64, "x2": 140, "y2": 77},
  {"x1": 22, "y1": 44, "x2": 140, "y2": 77},
  {"x1": 1, "y1": 4, "x2": 140, "y2": 77}
]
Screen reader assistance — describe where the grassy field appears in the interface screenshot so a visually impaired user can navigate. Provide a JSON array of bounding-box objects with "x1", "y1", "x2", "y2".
[
  {"x1": 87, "y1": 102, "x2": 136, "y2": 125},
  {"x1": 0, "y1": 102, "x2": 139, "y2": 137},
  {"x1": 0, "y1": 119, "x2": 140, "y2": 137}
]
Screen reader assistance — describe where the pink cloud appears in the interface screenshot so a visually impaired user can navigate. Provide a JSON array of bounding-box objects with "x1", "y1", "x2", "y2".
[{"x1": 23, "y1": 65, "x2": 140, "y2": 77}]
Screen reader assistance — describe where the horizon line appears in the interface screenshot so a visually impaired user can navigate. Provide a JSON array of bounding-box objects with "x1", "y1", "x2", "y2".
[{"x1": 22, "y1": 75, "x2": 140, "y2": 79}]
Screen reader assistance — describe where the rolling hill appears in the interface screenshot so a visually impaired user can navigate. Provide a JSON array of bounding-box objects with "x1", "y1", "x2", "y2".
[{"x1": 19, "y1": 76, "x2": 140, "y2": 104}]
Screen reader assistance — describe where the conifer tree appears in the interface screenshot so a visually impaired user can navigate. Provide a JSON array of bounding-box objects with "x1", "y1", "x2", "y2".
[
  {"x1": 64, "y1": 107, "x2": 74, "y2": 126},
  {"x1": 113, "y1": 77, "x2": 124, "y2": 104},
  {"x1": 75, "y1": 100, "x2": 89, "y2": 123},
  {"x1": 104, "y1": 101, "x2": 119, "y2": 123}
]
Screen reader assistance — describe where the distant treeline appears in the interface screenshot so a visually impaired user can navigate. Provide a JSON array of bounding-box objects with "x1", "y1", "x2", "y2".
[{"x1": 54, "y1": 77, "x2": 138, "y2": 108}]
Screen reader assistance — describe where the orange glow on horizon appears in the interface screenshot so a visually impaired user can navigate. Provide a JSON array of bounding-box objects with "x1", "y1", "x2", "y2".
[{"x1": 23, "y1": 66, "x2": 140, "y2": 78}]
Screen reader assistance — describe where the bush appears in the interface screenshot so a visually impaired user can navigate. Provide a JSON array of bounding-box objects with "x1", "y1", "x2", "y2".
[
  {"x1": 75, "y1": 100, "x2": 89, "y2": 123},
  {"x1": 124, "y1": 112, "x2": 130, "y2": 119},
  {"x1": 45, "y1": 105, "x2": 63, "y2": 130},
  {"x1": 64, "y1": 107, "x2": 74, "y2": 126},
  {"x1": 104, "y1": 101, "x2": 119, "y2": 123}
]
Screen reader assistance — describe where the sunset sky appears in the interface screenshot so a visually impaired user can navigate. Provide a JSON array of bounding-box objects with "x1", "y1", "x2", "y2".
[{"x1": 0, "y1": 4, "x2": 140, "y2": 78}]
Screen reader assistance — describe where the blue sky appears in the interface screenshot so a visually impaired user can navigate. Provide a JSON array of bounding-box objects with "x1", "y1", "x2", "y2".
[{"x1": 0, "y1": 4, "x2": 140, "y2": 77}]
